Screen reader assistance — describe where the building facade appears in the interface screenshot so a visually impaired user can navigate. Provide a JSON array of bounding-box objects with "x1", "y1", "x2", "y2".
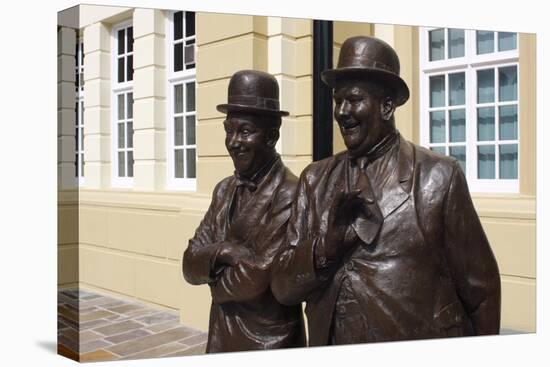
[{"x1": 58, "y1": 5, "x2": 536, "y2": 333}]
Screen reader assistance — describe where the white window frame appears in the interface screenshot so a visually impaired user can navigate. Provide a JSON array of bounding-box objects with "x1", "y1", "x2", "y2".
[
  {"x1": 419, "y1": 28, "x2": 520, "y2": 193},
  {"x1": 75, "y1": 38, "x2": 85, "y2": 186},
  {"x1": 165, "y1": 10, "x2": 197, "y2": 191},
  {"x1": 111, "y1": 20, "x2": 134, "y2": 188}
]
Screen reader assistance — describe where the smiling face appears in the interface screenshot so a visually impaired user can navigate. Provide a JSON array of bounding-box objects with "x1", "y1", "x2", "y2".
[
  {"x1": 334, "y1": 80, "x2": 395, "y2": 158},
  {"x1": 224, "y1": 112, "x2": 279, "y2": 177}
]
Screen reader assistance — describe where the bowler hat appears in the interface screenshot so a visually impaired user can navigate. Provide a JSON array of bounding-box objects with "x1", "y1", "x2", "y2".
[
  {"x1": 217, "y1": 70, "x2": 289, "y2": 116},
  {"x1": 321, "y1": 36, "x2": 410, "y2": 106}
]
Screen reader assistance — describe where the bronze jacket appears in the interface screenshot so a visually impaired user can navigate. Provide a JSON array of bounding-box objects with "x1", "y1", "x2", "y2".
[
  {"x1": 183, "y1": 157, "x2": 306, "y2": 353},
  {"x1": 271, "y1": 136, "x2": 501, "y2": 346}
]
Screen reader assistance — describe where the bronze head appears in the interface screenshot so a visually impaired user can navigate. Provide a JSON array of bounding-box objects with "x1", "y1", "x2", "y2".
[
  {"x1": 217, "y1": 70, "x2": 288, "y2": 178},
  {"x1": 322, "y1": 36, "x2": 410, "y2": 158}
]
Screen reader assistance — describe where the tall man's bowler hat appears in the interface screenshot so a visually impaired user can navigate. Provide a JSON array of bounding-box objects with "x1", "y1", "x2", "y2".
[{"x1": 321, "y1": 36, "x2": 410, "y2": 106}]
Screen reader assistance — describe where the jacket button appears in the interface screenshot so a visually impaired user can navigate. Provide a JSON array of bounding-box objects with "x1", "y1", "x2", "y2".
[{"x1": 345, "y1": 261, "x2": 354, "y2": 271}]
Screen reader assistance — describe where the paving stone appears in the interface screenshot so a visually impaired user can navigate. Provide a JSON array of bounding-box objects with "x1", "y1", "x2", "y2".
[
  {"x1": 80, "y1": 339, "x2": 113, "y2": 354},
  {"x1": 79, "y1": 318, "x2": 112, "y2": 330},
  {"x1": 105, "y1": 329, "x2": 152, "y2": 344},
  {"x1": 58, "y1": 335, "x2": 79, "y2": 353},
  {"x1": 79, "y1": 330, "x2": 104, "y2": 344},
  {"x1": 145, "y1": 321, "x2": 181, "y2": 333},
  {"x1": 94, "y1": 320, "x2": 143, "y2": 336},
  {"x1": 79, "y1": 296, "x2": 118, "y2": 308},
  {"x1": 179, "y1": 333, "x2": 207, "y2": 347},
  {"x1": 59, "y1": 327, "x2": 79, "y2": 343},
  {"x1": 79, "y1": 349, "x2": 119, "y2": 362},
  {"x1": 58, "y1": 315, "x2": 79, "y2": 330},
  {"x1": 80, "y1": 310, "x2": 117, "y2": 322},
  {"x1": 58, "y1": 342, "x2": 79, "y2": 361},
  {"x1": 107, "y1": 327, "x2": 197, "y2": 356},
  {"x1": 165, "y1": 342, "x2": 206, "y2": 357},
  {"x1": 99, "y1": 300, "x2": 127, "y2": 309},
  {"x1": 61, "y1": 289, "x2": 79, "y2": 299},
  {"x1": 121, "y1": 342, "x2": 189, "y2": 360},
  {"x1": 58, "y1": 305, "x2": 79, "y2": 323},
  {"x1": 125, "y1": 308, "x2": 156, "y2": 318},
  {"x1": 108, "y1": 303, "x2": 145, "y2": 314},
  {"x1": 81, "y1": 293, "x2": 103, "y2": 300},
  {"x1": 136, "y1": 311, "x2": 178, "y2": 325}
]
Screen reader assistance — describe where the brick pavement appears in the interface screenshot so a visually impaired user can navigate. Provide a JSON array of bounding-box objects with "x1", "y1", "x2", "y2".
[{"x1": 57, "y1": 288, "x2": 207, "y2": 362}]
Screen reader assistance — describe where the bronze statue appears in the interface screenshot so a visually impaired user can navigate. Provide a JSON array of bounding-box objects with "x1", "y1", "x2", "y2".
[
  {"x1": 271, "y1": 36, "x2": 501, "y2": 346},
  {"x1": 183, "y1": 70, "x2": 306, "y2": 352}
]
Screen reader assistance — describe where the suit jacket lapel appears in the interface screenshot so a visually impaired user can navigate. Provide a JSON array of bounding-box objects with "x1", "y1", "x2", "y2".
[
  {"x1": 349, "y1": 136, "x2": 414, "y2": 245},
  {"x1": 376, "y1": 136, "x2": 414, "y2": 218}
]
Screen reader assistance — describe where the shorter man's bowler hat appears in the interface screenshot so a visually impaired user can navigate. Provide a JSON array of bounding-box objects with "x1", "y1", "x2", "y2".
[
  {"x1": 321, "y1": 36, "x2": 410, "y2": 106},
  {"x1": 217, "y1": 70, "x2": 289, "y2": 116}
]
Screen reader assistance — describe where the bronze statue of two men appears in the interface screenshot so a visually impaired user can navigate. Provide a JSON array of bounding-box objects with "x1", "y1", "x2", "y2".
[{"x1": 183, "y1": 35, "x2": 501, "y2": 353}]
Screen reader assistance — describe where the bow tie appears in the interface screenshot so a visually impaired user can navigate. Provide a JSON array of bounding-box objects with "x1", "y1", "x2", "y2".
[{"x1": 235, "y1": 177, "x2": 257, "y2": 192}]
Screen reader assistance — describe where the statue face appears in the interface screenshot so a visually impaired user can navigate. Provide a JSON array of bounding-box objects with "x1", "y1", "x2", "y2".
[
  {"x1": 334, "y1": 80, "x2": 391, "y2": 158},
  {"x1": 224, "y1": 113, "x2": 274, "y2": 177}
]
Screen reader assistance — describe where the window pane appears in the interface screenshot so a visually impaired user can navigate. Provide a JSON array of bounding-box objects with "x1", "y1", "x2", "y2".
[
  {"x1": 187, "y1": 148, "x2": 196, "y2": 178},
  {"x1": 174, "y1": 84, "x2": 183, "y2": 113},
  {"x1": 81, "y1": 101, "x2": 85, "y2": 124},
  {"x1": 118, "y1": 151, "x2": 125, "y2": 177},
  {"x1": 185, "y1": 11, "x2": 195, "y2": 37},
  {"x1": 186, "y1": 115, "x2": 196, "y2": 145},
  {"x1": 477, "y1": 69, "x2": 495, "y2": 103},
  {"x1": 127, "y1": 27, "x2": 133, "y2": 53},
  {"x1": 430, "y1": 111, "x2": 446, "y2": 143},
  {"x1": 127, "y1": 93, "x2": 133, "y2": 119},
  {"x1": 449, "y1": 109, "x2": 466, "y2": 142},
  {"x1": 117, "y1": 58, "x2": 125, "y2": 83},
  {"x1": 450, "y1": 146, "x2": 466, "y2": 174},
  {"x1": 477, "y1": 107, "x2": 495, "y2": 141},
  {"x1": 430, "y1": 146, "x2": 446, "y2": 155},
  {"x1": 429, "y1": 29, "x2": 445, "y2": 61},
  {"x1": 174, "y1": 11, "x2": 183, "y2": 40},
  {"x1": 448, "y1": 29, "x2": 465, "y2": 58},
  {"x1": 184, "y1": 44, "x2": 195, "y2": 66},
  {"x1": 498, "y1": 32, "x2": 517, "y2": 51},
  {"x1": 175, "y1": 149, "x2": 184, "y2": 178},
  {"x1": 499, "y1": 105, "x2": 518, "y2": 140},
  {"x1": 117, "y1": 29, "x2": 125, "y2": 55},
  {"x1": 80, "y1": 127, "x2": 84, "y2": 150},
  {"x1": 127, "y1": 151, "x2": 134, "y2": 178},
  {"x1": 477, "y1": 31, "x2": 494, "y2": 54},
  {"x1": 499, "y1": 66, "x2": 518, "y2": 102},
  {"x1": 499, "y1": 144, "x2": 518, "y2": 179},
  {"x1": 118, "y1": 123, "x2": 125, "y2": 148},
  {"x1": 186, "y1": 82, "x2": 196, "y2": 112},
  {"x1": 174, "y1": 43, "x2": 183, "y2": 72},
  {"x1": 449, "y1": 72, "x2": 465, "y2": 106},
  {"x1": 81, "y1": 153, "x2": 84, "y2": 177},
  {"x1": 127, "y1": 121, "x2": 133, "y2": 148},
  {"x1": 478, "y1": 145, "x2": 495, "y2": 179},
  {"x1": 175, "y1": 117, "x2": 183, "y2": 146},
  {"x1": 117, "y1": 94, "x2": 125, "y2": 120},
  {"x1": 429, "y1": 75, "x2": 445, "y2": 108},
  {"x1": 127, "y1": 55, "x2": 133, "y2": 82}
]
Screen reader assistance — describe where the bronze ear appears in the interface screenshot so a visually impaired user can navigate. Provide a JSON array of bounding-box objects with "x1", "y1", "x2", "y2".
[
  {"x1": 381, "y1": 97, "x2": 395, "y2": 121},
  {"x1": 266, "y1": 129, "x2": 279, "y2": 148}
]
